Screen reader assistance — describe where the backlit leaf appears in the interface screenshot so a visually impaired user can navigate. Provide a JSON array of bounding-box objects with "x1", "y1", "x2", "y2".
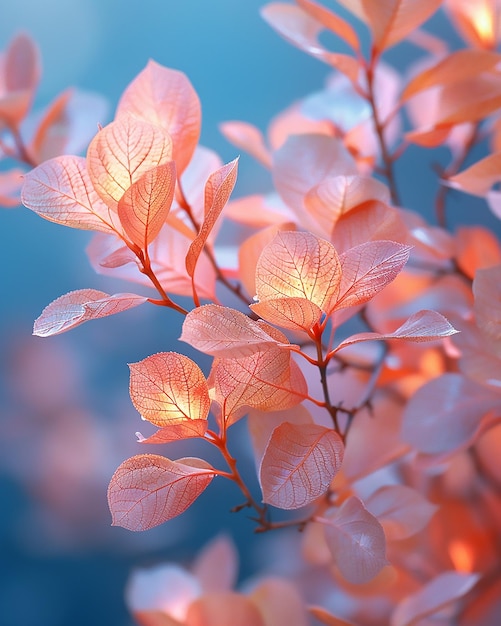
[
  {"x1": 108, "y1": 454, "x2": 215, "y2": 531},
  {"x1": 87, "y1": 116, "x2": 173, "y2": 209},
  {"x1": 129, "y1": 352, "x2": 210, "y2": 427},
  {"x1": 260, "y1": 422, "x2": 343, "y2": 509},
  {"x1": 296, "y1": 0, "x2": 360, "y2": 51},
  {"x1": 250, "y1": 297, "x2": 323, "y2": 332},
  {"x1": 22, "y1": 156, "x2": 120, "y2": 233},
  {"x1": 117, "y1": 60, "x2": 201, "y2": 173},
  {"x1": 448, "y1": 152, "x2": 501, "y2": 196},
  {"x1": 33, "y1": 289, "x2": 147, "y2": 337},
  {"x1": 118, "y1": 161, "x2": 176, "y2": 248},
  {"x1": 137, "y1": 419, "x2": 208, "y2": 444},
  {"x1": 322, "y1": 496, "x2": 389, "y2": 584},
  {"x1": 220, "y1": 121, "x2": 272, "y2": 168}
]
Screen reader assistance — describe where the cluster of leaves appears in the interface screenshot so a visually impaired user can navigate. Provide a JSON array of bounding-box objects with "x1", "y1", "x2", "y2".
[{"x1": 7, "y1": 0, "x2": 501, "y2": 624}]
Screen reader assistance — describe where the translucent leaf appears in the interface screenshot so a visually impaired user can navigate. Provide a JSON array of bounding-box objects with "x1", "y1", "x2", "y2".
[
  {"x1": 365, "y1": 485, "x2": 438, "y2": 541},
  {"x1": 296, "y1": 0, "x2": 360, "y2": 51},
  {"x1": 444, "y1": 0, "x2": 498, "y2": 48},
  {"x1": 402, "y1": 373, "x2": 500, "y2": 455},
  {"x1": 473, "y1": 265, "x2": 501, "y2": 340},
  {"x1": 180, "y1": 304, "x2": 287, "y2": 358},
  {"x1": 192, "y1": 535, "x2": 238, "y2": 594},
  {"x1": 455, "y1": 226, "x2": 501, "y2": 280},
  {"x1": 21, "y1": 156, "x2": 120, "y2": 233},
  {"x1": 118, "y1": 162, "x2": 176, "y2": 248},
  {"x1": 138, "y1": 420, "x2": 208, "y2": 444},
  {"x1": 33, "y1": 289, "x2": 147, "y2": 337},
  {"x1": 186, "y1": 592, "x2": 265, "y2": 626},
  {"x1": 333, "y1": 241, "x2": 411, "y2": 311},
  {"x1": 261, "y1": 4, "x2": 360, "y2": 83},
  {"x1": 30, "y1": 89, "x2": 72, "y2": 163},
  {"x1": 260, "y1": 422, "x2": 344, "y2": 509},
  {"x1": 220, "y1": 121, "x2": 271, "y2": 168},
  {"x1": 108, "y1": 454, "x2": 215, "y2": 531},
  {"x1": 309, "y1": 607, "x2": 356, "y2": 626},
  {"x1": 250, "y1": 297, "x2": 323, "y2": 332},
  {"x1": 129, "y1": 352, "x2": 210, "y2": 427},
  {"x1": 448, "y1": 153, "x2": 501, "y2": 196},
  {"x1": 255, "y1": 231, "x2": 342, "y2": 311},
  {"x1": 0, "y1": 169, "x2": 23, "y2": 207},
  {"x1": 250, "y1": 577, "x2": 310, "y2": 626},
  {"x1": 334, "y1": 310, "x2": 458, "y2": 352},
  {"x1": 322, "y1": 496, "x2": 389, "y2": 584},
  {"x1": 390, "y1": 571, "x2": 480, "y2": 626},
  {"x1": 186, "y1": 158, "x2": 238, "y2": 279},
  {"x1": 87, "y1": 116, "x2": 173, "y2": 209},
  {"x1": 117, "y1": 60, "x2": 201, "y2": 174}
]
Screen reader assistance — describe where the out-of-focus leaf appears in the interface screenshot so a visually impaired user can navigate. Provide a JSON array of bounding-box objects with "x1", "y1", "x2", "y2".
[
  {"x1": 0, "y1": 169, "x2": 23, "y2": 207},
  {"x1": 29, "y1": 89, "x2": 72, "y2": 163},
  {"x1": 296, "y1": 0, "x2": 360, "y2": 51},
  {"x1": 220, "y1": 121, "x2": 272, "y2": 168},
  {"x1": 444, "y1": 0, "x2": 499, "y2": 48},
  {"x1": 455, "y1": 226, "x2": 501, "y2": 279},
  {"x1": 33, "y1": 289, "x2": 147, "y2": 337},
  {"x1": 390, "y1": 571, "x2": 480, "y2": 626},
  {"x1": 117, "y1": 60, "x2": 201, "y2": 174},
  {"x1": 309, "y1": 607, "x2": 356, "y2": 626},
  {"x1": 250, "y1": 577, "x2": 310, "y2": 626},
  {"x1": 448, "y1": 153, "x2": 501, "y2": 196},
  {"x1": 186, "y1": 592, "x2": 265, "y2": 626},
  {"x1": 108, "y1": 454, "x2": 215, "y2": 531},
  {"x1": 473, "y1": 264, "x2": 501, "y2": 340},
  {"x1": 129, "y1": 352, "x2": 210, "y2": 427},
  {"x1": 322, "y1": 496, "x2": 389, "y2": 584},
  {"x1": 192, "y1": 535, "x2": 238, "y2": 594},
  {"x1": 260, "y1": 422, "x2": 343, "y2": 509}
]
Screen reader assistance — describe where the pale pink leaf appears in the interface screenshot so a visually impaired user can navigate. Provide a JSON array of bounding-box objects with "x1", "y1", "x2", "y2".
[
  {"x1": 21, "y1": 156, "x2": 120, "y2": 233},
  {"x1": 0, "y1": 169, "x2": 23, "y2": 207},
  {"x1": 473, "y1": 265, "x2": 501, "y2": 340},
  {"x1": 186, "y1": 592, "x2": 265, "y2": 626},
  {"x1": 225, "y1": 193, "x2": 296, "y2": 228},
  {"x1": 137, "y1": 419, "x2": 208, "y2": 444},
  {"x1": 33, "y1": 289, "x2": 147, "y2": 337},
  {"x1": 129, "y1": 352, "x2": 210, "y2": 427},
  {"x1": 192, "y1": 535, "x2": 238, "y2": 594},
  {"x1": 255, "y1": 231, "x2": 342, "y2": 311},
  {"x1": 322, "y1": 496, "x2": 389, "y2": 584},
  {"x1": 333, "y1": 241, "x2": 411, "y2": 311},
  {"x1": 180, "y1": 304, "x2": 287, "y2": 358},
  {"x1": 402, "y1": 373, "x2": 501, "y2": 455},
  {"x1": 220, "y1": 121, "x2": 271, "y2": 168},
  {"x1": 251, "y1": 297, "x2": 323, "y2": 332},
  {"x1": 118, "y1": 161, "x2": 176, "y2": 248},
  {"x1": 390, "y1": 571, "x2": 480, "y2": 626},
  {"x1": 117, "y1": 60, "x2": 201, "y2": 174},
  {"x1": 186, "y1": 158, "x2": 238, "y2": 279},
  {"x1": 309, "y1": 607, "x2": 356, "y2": 626},
  {"x1": 296, "y1": 0, "x2": 360, "y2": 51},
  {"x1": 29, "y1": 89, "x2": 72, "y2": 163},
  {"x1": 87, "y1": 116, "x2": 173, "y2": 209},
  {"x1": 365, "y1": 485, "x2": 438, "y2": 541},
  {"x1": 260, "y1": 422, "x2": 344, "y2": 509},
  {"x1": 250, "y1": 578, "x2": 310, "y2": 626},
  {"x1": 448, "y1": 153, "x2": 501, "y2": 197},
  {"x1": 108, "y1": 454, "x2": 215, "y2": 531},
  {"x1": 334, "y1": 310, "x2": 458, "y2": 352},
  {"x1": 1, "y1": 32, "x2": 39, "y2": 124}
]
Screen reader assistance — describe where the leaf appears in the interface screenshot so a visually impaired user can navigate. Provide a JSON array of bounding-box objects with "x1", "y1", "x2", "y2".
[
  {"x1": 296, "y1": 0, "x2": 360, "y2": 51},
  {"x1": 117, "y1": 60, "x2": 201, "y2": 174},
  {"x1": 192, "y1": 535, "x2": 238, "y2": 594},
  {"x1": 186, "y1": 592, "x2": 265, "y2": 626},
  {"x1": 87, "y1": 116, "x2": 173, "y2": 209},
  {"x1": 390, "y1": 571, "x2": 480, "y2": 626},
  {"x1": 254, "y1": 231, "x2": 342, "y2": 311},
  {"x1": 129, "y1": 352, "x2": 210, "y2": 427},
  {"x1": 118, "y1": 161, "x2": 176, "y2": 248},
  {"x1": 259, "y1": 422, "x2": 343, "y2": 509},
  {"x1": 219, "y1": 121, "x2": 272, "y2": 168},
  {"x1": 33, "y1": 289, "x2": 147, "y2": 337},
  {"x1": 108, "y1": 454, "x2": 215, "y2": 531},
  {"x1": 402, "y1": 373, "x2": 501, "y2": 455},
  {"x1": 29, "y1": 89, "x2": 73, "y2": 163},
  {"x1": 261, "y1": 4, "x2": 361, "y2": 83},
  {"x1": 401, "y1": 49, "x2": 501, "y2": 102},
  {"x1": 448, "y1": 152, "x2": 501, "y2": 196},
  {"x1": 333, "y1": 241, "x2": 411, "y2": 311},
  {"x1": 473, "y1": 265, "x2": 501, "y2": 340},
  {"x1": 250, "y1": 578, "x2": 310, "y2": 626},
  {"x1": 455, "y1": 226, "x2": 501, "y2": 280},
  {"x1": 250, "y1": 297, "x2": 323, "y2": 332},
  {"x1": 444, "y1": 0, "x2": 498, "y2": 48},
  {"x1": 186, "y1": 158, "x2": 238, "y2": 279},
  {"x1": 21, "y1": 156, "x2": 121, "y2": 233},
  {"x1": 322, "y1": 496, "x2": 389, "y2": 584},
  {"x1": 0, "y1": 169, "x2": 23, "y2": 207},
  {"x1": 180, "y1": 304, "x2": 287, "y2": 358},
  {"x1": 308, "y1": 607, "x2": 356, "y2": 626},
  {"x1": 365, "y1": 485, "x2": 438, "y2": 541},
  {"x1": 334, "y1": 310, "x2": 458, "y2": 352},
  {"x1": 137, "y1": 419, "x2": 208, "y2": 444}
]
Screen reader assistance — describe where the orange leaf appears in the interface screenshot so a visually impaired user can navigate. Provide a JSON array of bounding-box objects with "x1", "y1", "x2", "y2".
[
  {"x1": 0, "y1": 169, "x2": 23, "y2": 207},
  {"x1": 259, "y1": 422, "x2": 344, "y2": 509},
  {"x1": 87, "y1": 116, "x2": 173, "y2": 210},
  {"x1": 186, "y1": 592, "x2": 265, "y2": 626},
  {"x1": 220, "y1": 121, "x2": 272, "y2": 168},
  {"x1": 118, "y1": 161, "x2": 176, "y2": 248},
  {"x1": 296, "y1": 0, "x2": 360, "y2": 51},
  {"x1": 137, "y1": 419, "x2": 208, "y2": 444},
  {"x1": 108, "y1": 454, "x2": 215, "y2": 531},
  {"x1": 473, "y1": 265, "x2": 501, "y2": 340},
  {"x1": 309, "y1": 607, "x2": 356, "y2": 626},
  {"x1": 255, "y1": 231, "x2": 342, "y2": 311},
  {"x1": 29, "y1": 89, "x2": 72, "y2": 163},
  {"x1": 117, "y1": 60, "x2": 201, "y2": 174},
  {"x1": 21, "y1": 156, "x2": 121, "y2": 234},
  {"x1": 448, "y1": 152, "x2": 501, "y2": 196},
  {"x1": 129, "y1": 352, "x2": 210, "y2": 427},
  {"x1": 33, "y1": 289, "x2": 147, "y2": 337},
  {"x1": 250, "y1": 297, "x2": 323, "y2": 332},
  {"x1": 186, "y1": 158, "x2": 238, "y2": 279}
]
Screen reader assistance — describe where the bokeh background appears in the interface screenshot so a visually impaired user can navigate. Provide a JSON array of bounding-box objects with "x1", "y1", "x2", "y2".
[{"x1": 1, "y1": 1, "x2": 500, "y2": 625}]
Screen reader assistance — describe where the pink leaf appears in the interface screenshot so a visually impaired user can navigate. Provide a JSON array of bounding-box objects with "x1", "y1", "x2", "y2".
[
  {"x1": 180, "y1": 304, "x2": 287, "y2": 358},
  {"x1": 473, "y1": 264, "x2": 501, "y2": 340},
  {"x1": 250, "y1": 578, "x2": 310, "y2": 626},
  {"x1": 29, "y1": 89, "x2": 73, "y2": 163},
  {"x1": 402, "y1": 373, "x2": 500, "y2": 455},
  {"x1": 33, "y1": 289, "x2": 147, "y2": 337},
  {"x1": 108, "y1": 454, "x2": 215, "y2": 531},
  {"x1": 220, "y1": 121, "x2": 272, "y2": 168},
  {"x1": 259, "y1": 422, "x2": 344, "y2": 509},
  {"x1": 448, "y1": 152, "x2": 501, "y2": 197},
  {"x1": 186, "y1": 592, "x2": 265, "y2": 626},
  {"x1": 321, "y1": 496, "x2": 389, "y2": 584},
  {"x1": 390, "y1": 571, "x2": 480, "y2": 626},
  {"x1": 365, "y1": 485, "x2": 438, "y2": 541},
  {"x1": 250, "y1": 297, "x2": 323, "y2": 332},
  {"x1": 192, "y1": 535, "x2": 238, "y2": 594},
  {"x1": 186, "y1": 158, "x2": 238, "y2": 279},
  {"x1": 129, "y1": 352, "x2": 210, "y2": 427},
  {"x1": 117, "y1": 60, "x2": 201, "y2": 174},
  {"x1": 309, "y1": 607, "x2": 356, "y2": 626},
  {"x1": 137, "y1": 419, "x2": 208, "y2": 444},
  {"x1": 21, "y1": 156, "x2": 121, "y2": 233},
  {"x1": 0, "y1": 169, "x2": 23, "y2": 207},
  {"x1": 333, "y1": 241, "x2": 411, "y2": 311},
  {"x1": 86, "y1": 116, "x2": 173, "y2": 209},
  {"x1": 296, "y1": 0, "x2": 360, "y2": 51},
  {"x1": 118, "y1": 161, "x2": 176, "y2": 248}
]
